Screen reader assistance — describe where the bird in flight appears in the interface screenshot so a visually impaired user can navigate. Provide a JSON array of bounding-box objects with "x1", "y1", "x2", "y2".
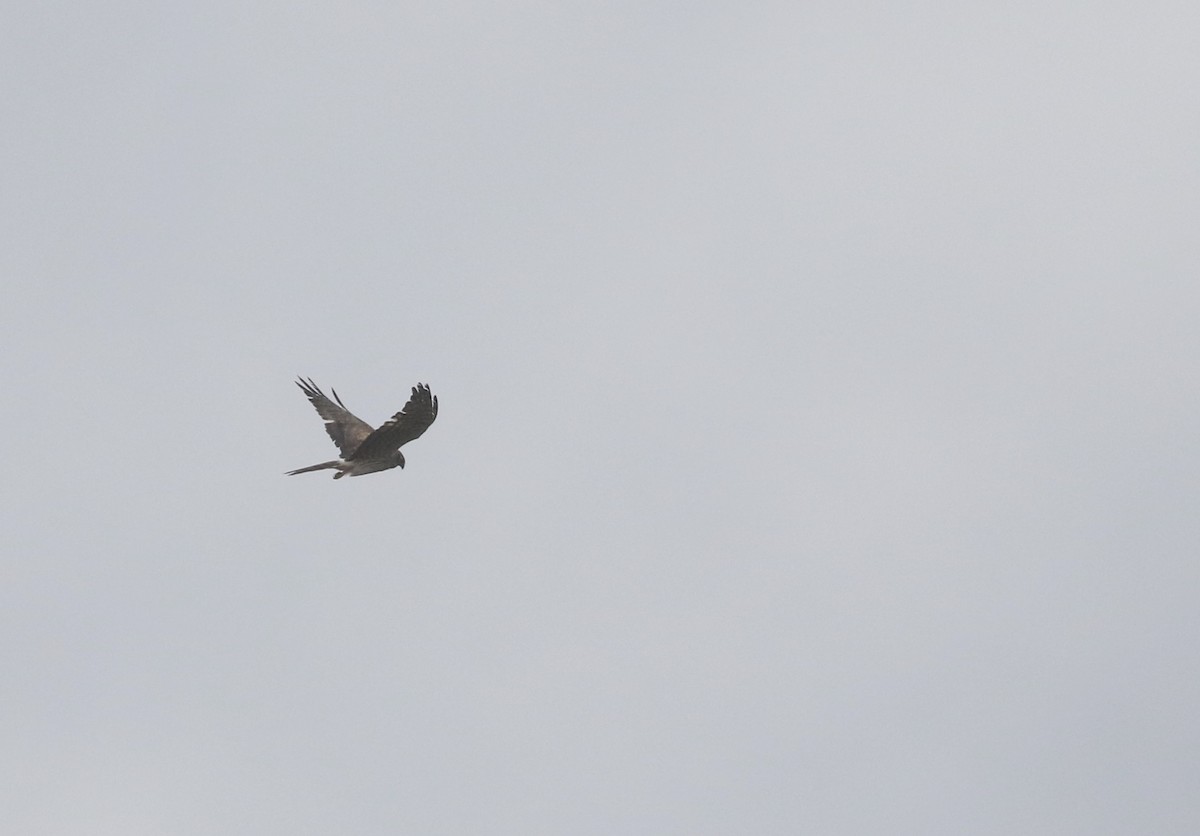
[{"x1": 287, "y1": 378, "x2": 438, "y2": 479}]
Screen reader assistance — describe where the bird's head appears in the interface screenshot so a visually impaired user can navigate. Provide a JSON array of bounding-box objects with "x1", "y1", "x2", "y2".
[{"x1": 395, "y1": 450, "x2": 406, "y2": 469}]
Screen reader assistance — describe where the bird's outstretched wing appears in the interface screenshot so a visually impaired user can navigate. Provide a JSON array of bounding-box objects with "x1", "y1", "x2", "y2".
[
  {"x1": 349, "y1": 383, "x2": 438, "y2": 461},
  {"x1": 295, "y1": 377, "x2": 376, "y2": 457}
]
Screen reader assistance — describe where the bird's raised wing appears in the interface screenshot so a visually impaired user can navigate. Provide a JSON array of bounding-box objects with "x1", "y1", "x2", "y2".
[
  {"x1": 295, "y1": 377, "x2": 375, "y2": 457},
  {"x1": 348, "y1": 383, "x2": 438, "y2": 461}
]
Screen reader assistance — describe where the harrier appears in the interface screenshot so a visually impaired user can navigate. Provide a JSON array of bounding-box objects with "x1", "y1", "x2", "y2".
[{"x1": 287, "y1": 378, "x2": 438, "y2": 479}]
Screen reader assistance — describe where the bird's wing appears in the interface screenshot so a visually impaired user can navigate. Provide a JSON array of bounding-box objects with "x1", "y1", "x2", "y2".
[
  {"x1": 349, "y1": 383, "x2": 438, "y2": 461},
  {"x1": 295, "y1": 377, "x2": 375, "y2": 457}
]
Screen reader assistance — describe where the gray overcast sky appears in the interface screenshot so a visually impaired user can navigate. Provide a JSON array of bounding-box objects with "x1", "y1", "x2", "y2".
[{"x1": 3, "y1": 2, "x2": 1198, "y2": 834}]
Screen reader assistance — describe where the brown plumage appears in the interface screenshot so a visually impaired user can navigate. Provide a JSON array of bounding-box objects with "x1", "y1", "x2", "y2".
[{"x1": 287, "y1": 378, "x2": 438, "y2": 479}]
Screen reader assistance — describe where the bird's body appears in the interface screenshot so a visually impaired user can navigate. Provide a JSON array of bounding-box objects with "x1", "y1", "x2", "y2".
[
  {"x1": 287, "y1": 378, "x2": 438, "y2": 479},
  {"x1": 284, "y1": 454, "x2": 405, "y2": 479}
]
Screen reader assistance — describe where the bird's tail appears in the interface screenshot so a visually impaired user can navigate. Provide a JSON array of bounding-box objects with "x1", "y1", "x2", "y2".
[{"x1": 285, "y1": 460, "x2": 341, "y2": 476}]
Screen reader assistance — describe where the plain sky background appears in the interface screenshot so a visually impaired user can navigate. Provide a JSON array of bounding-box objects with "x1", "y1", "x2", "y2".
[{"x1": 3, "y1": 2, "x2": 1198, "y2": 834}]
